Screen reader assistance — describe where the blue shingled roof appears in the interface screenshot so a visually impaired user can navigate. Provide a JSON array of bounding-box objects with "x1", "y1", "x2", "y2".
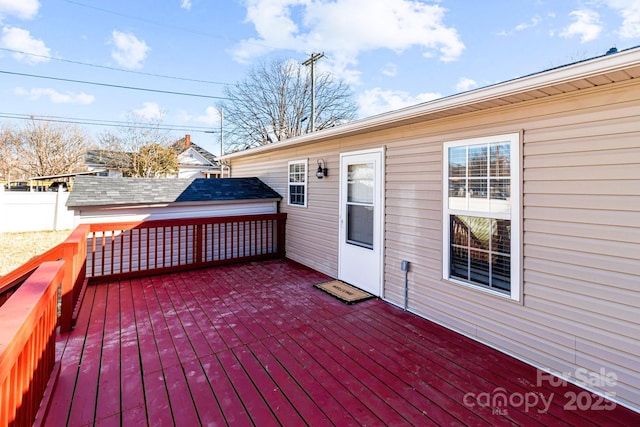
[{"x1": 67, "y1": 176, "x2": 281, "y2": 207}]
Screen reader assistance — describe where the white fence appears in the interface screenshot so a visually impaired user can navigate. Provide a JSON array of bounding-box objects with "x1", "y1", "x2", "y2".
[{"x1": 0, "y1": 187, "x2": 74, "y2": 233}]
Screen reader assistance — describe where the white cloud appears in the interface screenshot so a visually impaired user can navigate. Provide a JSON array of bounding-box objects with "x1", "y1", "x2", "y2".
[
  {"x1": 195, "y1": 106, "x2": 222, "y2": 125},
  {"x1": 499, "y1": 15, "x2": 543, "y2": 36},
  {"x1": 605, "y1": 0, "x2": 640, "y2": 38},
  {"x1": 133, "y1": 102, "x2": 164, "y2": 120},
  {"x1": 455, "y1": 77, "x2": 477, "y2": 93},
  {"x1": 110, "y1": 30, "x2": 150, "y2": 69},
  {"x1": 15, "y1": 87, "x2": 95, "y2": 104},
  {"x1": 0, "y1": 26, "x2": 49, "y2": 63},
  {"x1": 560, "y1": 9, "x2": 602, "y2": 42},
  {"x1": 179, "y1": 106, "x2": 222, "y2": 126},
  {"x1": 381, "y1": 63, "x2": 398, "y2": 77},
  {"x1": 515, "y1": 16, "x2": 541, "y2": 32},
  {"x1": 357, "y1": 88, "x2": 441, "y2": 117},
  {"x1": 233, "y1": 0, "x2": 464, "y2": 83},
  {"x1": 0, "y1": 0, "x2": 40, "y2": 20},
  {"x1": 180, "y1": 0, "x2": 192, "y2": 11}
]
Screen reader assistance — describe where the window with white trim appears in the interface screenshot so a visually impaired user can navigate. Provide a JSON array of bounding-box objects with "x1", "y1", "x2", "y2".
[
  {"x1": 287, "y1": 160, "x2": 307, "y2": 207},
  {"x1": 443, "y1": 133, "x2": 521, "y2": 300}
]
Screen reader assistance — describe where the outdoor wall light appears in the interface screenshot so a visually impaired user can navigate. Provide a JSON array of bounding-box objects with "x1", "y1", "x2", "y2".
[{"x1": 316, "y1": 159, "x2": 328, "y2": 179}]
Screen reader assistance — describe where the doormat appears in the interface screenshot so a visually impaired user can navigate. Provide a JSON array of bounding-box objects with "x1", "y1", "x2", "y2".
[{"x1": 313, "y1": 280, "x2": 375, "y2": 305}]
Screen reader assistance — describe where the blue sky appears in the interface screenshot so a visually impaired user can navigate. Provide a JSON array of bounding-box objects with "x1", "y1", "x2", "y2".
[{"x1": 1, "y1": 0, "x2": 639, "y2": 155}]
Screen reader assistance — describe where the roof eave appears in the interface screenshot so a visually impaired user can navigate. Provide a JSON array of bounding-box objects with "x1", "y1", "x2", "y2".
[
  {"x1": 68, "y1": 197, "x2": 282, "y2": 210},
  {"x1": 222, "y1": 46, "x2": 640, "y2": 160}
]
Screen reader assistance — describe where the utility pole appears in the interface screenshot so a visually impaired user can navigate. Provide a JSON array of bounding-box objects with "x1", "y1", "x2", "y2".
[
  {"x1": 219, "y1": 109, "x2": 223, "y2": 157},
  {"x1": 302, "y1": 52, "x2": 324, "y2": 132},
  {"x1": 204, "y1": 108, "x2": 224, "y2": 177}
]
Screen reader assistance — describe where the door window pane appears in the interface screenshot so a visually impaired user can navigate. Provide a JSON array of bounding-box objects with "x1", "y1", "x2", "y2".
[
  {"x1": 346, "y1": 162, "x2": 375, "y2": 249},
  {"x1": 347, "y1": 163, "x2": 374, "y2": 203},
  {"x1": 347, "y1": 205, "x2": 373, "y2": 249}
]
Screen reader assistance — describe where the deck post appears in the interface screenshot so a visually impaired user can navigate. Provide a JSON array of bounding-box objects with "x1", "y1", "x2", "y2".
[
  {"x1": 59, "y1": 243, "x2": 75, "y2": 332},
  {"x1": 59, "y1": 226, "x2": 89, "y2": 332},
  {"x1": 196, "y1": 224, "x2": 204, "y2": 264},
  {"x1": 276, "y1": 215, "x2": 286, "y2": 257}
]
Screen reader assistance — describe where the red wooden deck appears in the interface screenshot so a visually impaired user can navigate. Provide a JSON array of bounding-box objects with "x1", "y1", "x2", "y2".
[{"x1": 46, "y1": 259, "x2": 638, "y2": 426}]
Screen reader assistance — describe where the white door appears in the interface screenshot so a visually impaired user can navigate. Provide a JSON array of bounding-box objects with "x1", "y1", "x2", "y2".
[{"x1": 338, "y1": 148, "x2": 384, "y2": 296}]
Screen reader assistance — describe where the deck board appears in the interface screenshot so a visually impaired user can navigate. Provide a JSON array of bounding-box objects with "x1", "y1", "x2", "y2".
[
  {"x1": 364, "y1": 303, "x2": 602, "y2": 427},
  {"x1": 118, "y1": 281, "x2": 146, "y2": 414},
  {"x1": 263, "y1": 335, "x2": 358, "y2": 426},
  {"x1": 48, "y1": 259, "x2": 640, "y2": 426},
  {"x1": 95, "y1": 282, "x2": 121, "y2": 423},
  {"x1": 232, "y1": 345, "x2": 307, "y2": 424},
  {"x1": 247, "y1": 339, "x2": 335, "y2": 426},
  {"x1": 181, "y1": 357, "x2": 225, "y2": 426},
  {"x1": 48, "y1": 283, "x2": 96, "y2": 427},
  {"x1": 67, "y1": 283, "x2": 107, "y2": 426},
  {"x1": 217, "y1": 349, "x2": 280, "y2": 425},
  {"x1": 199, "y1": 353, "x2": 252, "y2": 426},
  {"x1": 279, "y1": 330, "x2": 384, "y2": 426},
  {"x1": 321, "y1": 315, "x2": 496, "y2": 427}
]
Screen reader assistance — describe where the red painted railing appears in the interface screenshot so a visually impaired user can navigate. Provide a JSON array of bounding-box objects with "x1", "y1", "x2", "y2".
[
  {"x1": 0, "y1": 213, "x2": 286, "y2": 426},
  {"x1": 0, "y1": 225, "x2": 89, "y2": 332},
  {"x1": 86, "y1": 213, "x2": 287, "y2": 280},
  {"x1": 0, "y1": 261, "x2": 64, "y2": 427}
]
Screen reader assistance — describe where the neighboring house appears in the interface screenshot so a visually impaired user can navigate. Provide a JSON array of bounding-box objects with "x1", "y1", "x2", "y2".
[
  {"x1": 85, "y1": 135, "x2": 221, "y2": 179},
  {"x1": 84, "y1": 149, "x2": 124, "y2": 177},
  {"x1": 66, "y1": 176, "x2": 281, "y2": 224},
  {"x1": 223, "y1": 47, "x2": 640, "y2": 412},
  {"x1": 172, "y1": 134, "x2": 221, "y2": 178}
]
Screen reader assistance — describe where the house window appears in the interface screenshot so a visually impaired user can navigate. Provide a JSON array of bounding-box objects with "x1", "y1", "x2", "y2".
[
  {"x1": 288, "y1": 160, "x2": 307, "y2": 207},
  {"x1": 443, "y1": 133, "x2": 521, "y2": 300}
]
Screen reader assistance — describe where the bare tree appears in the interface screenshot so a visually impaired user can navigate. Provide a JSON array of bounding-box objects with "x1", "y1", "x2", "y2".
[
  {"x1": 98, "y1": 112, "x2": 177, "y2": 177},
  {"x1": 0, "y1": 124, "x2": 22, "y2": 184},
  {"x1": 16, "y1": 120, "x2": 89, "y2": 178},
  {"x1": 220, "y1": 58, "x2": 357, "y2": 151}
]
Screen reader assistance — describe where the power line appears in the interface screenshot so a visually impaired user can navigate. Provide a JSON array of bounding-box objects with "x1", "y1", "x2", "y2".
[
  {"x1": 62, "y1": 0, "x2": 286, "y2": 52},
  {"x1": 0, "y1": 113, "x2": 219, "y2": 133},
  {"x1": 0, "y1": 70, "x2": 230, "y2": 100},
  {"x1": 0, "y1": 47, "x2": 230, "y2": 86},
  {"x1": 63, "y1": 0, "x2": 224, "y2": 39}
]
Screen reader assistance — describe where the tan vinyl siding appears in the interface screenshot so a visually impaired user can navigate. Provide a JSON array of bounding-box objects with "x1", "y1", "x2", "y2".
[
  {"x1": 231, "y1": 143, "x2": 343, "y2": 277},
  {"x1": 230, "y1": 78, "x2": 640, "y2": 411}
]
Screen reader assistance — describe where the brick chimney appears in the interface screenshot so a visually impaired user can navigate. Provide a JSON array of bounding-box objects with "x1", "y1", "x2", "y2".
[{"x1": 185, "y1": 134, "x2": 191, "y2": 148}]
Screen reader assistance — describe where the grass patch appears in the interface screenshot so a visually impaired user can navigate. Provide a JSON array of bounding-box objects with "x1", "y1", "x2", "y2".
[{"x1": 0, "y1": 230, "x2": 72, "y2": 277}]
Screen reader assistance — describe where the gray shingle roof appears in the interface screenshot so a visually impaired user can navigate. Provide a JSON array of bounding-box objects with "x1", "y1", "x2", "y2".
[
  {"x1": 85, "y1": 149, "x2": 131, "y2": 166},
  {"x1": 67, "y1": 176, "x2": 281, "y2": 207},
  {"x1": 188, "y1": 143, "x2": 218, "y2": 165},
  {"x1": 172, "y1": 137, "x2": 218, "y2": 165}
]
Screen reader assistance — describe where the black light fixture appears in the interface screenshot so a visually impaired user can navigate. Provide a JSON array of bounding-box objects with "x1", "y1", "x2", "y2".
[{"x1": 316, "y1": 159, "x2": 328, "y2": 179}]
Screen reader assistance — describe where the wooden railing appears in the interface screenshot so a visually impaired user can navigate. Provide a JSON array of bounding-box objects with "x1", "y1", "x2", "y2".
[
  {"x1": 0, "y1": 261, "x2": 64, "y2": 427},
  {"x1": 0, "y1": 224, "x2": 89, "y2": 332},
  {"x1": 0, "y1": 226, "x2": 88, "y2": 427},
  {"x1": 86, "y1": 213, "x2": 287, "y2": 280},
  {"x1": 0, "y1": 212, "x2": 286, "y2": 426}
]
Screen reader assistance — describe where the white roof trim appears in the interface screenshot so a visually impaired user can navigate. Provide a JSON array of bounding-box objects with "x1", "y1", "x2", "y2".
[{"x1": 223, "y1": 46, "x2": 640, "y2": 159}]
